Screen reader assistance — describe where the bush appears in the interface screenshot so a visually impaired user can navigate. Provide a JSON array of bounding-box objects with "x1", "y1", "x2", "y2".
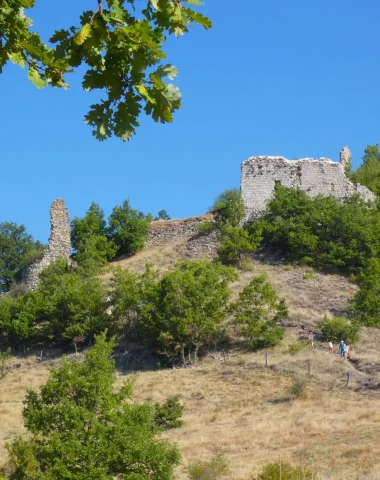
[
  {"x1": 234, "y1": 276, "x2": 287, "y2": 350},
  {"x1": 211, "y1": 189, "x2": 245, "y2": 227},
  {"x1": 253, "y1": 462, "x2": 312, "y2": 479},
  {"x1": 0, "y1": 348, "x2": 10, "y2": 378},
  {"x1": 287, "y1": 376, "x2": 306, "y2": 399},
  {"x1": 287, "y1": 341, "x2": 308, "y2": 356},
  {"x1": 154, "y1": 396, "x2": 184, "y2": 431},
  {"x1": 319, "y1": 315, "x2": 360, "y2": 344},
  {"x1": 252, "y1": 184, "x2": 380, "y2": 275},
  {"x1": 350, "y1": 258, "x2": 380, "y2": 326},
  {"x1": 188, "y1": 453, "x2": 229, "y2": 480},
  {"x1": 107, "y1": 199, "x2": 152, "y2": 257}
]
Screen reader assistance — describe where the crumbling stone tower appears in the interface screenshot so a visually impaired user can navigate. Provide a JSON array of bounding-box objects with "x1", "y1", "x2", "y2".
[
  {"x1": 23, "y1": 199, "x2": 71, "y2": 290},
  {"x1": 340, "y1": 146, "x2": 351, "y2": 173}
]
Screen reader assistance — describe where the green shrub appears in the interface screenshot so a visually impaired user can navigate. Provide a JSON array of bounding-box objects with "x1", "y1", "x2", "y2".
[
  {"x1": 319, "y1": 316, "x2": 360, "y2": 344},
  {"x1": 154, "y1": 396, "x2": 184, "y2": 431},
  {"x1": 188, "y1": 453, "x2": 229, "y2": 480},
  {"x1": 287, "y1": 341, "x2": 308, "y2": 356},
  {"x1": 234, "y1": 276, "x2": 287, "y2": 350},
  {"x1": 302, "y1": 273, "x2": 316, "y2": 280},
  {"x1": 252, "y1": 184, "x2": 380, "y2": 275},
  {"x1": 253, "y1": 461, "x2": 312, "y2": 479},
  {"x1": 0, "y1": 348, "x2": 11, "y2": 378},
  {"x1": 287, "y1": 376, "x2": 306, "y2": 399}
]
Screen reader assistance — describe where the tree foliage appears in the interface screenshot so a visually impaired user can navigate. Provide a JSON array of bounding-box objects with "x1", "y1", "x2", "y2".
[
  {"x1": 350, "y1": 258, "x2": 380, "y2": 327},
  {"x1": 252, "y1": 184, "x2": 380, "y2": 275},
  {"x1": 0, "y1": 259, "x2": 108, "y2": 347},
  {"x1": 107, "y1": 199, "x2": 152, "y2": 256},
  {"x1": 1, "y1": 0, "x2": 212, "y2": 141},
  {"x1": 351, "y1": 144, "x2": 380, "y2": 196},
  {"x1": 7, "y1": 333, "x2": 181, "y2": 479},
  {"x1": 318, "y1": 315, "x2": 360, "y2": 344},
  {"x1": 145, "y1": 261, "x2": 237, "y2": 364},
  {"x1": 211, "y1": 189, "x2": 245, "y2": 228},
  {"x1": 233, "y1": 275, "x2": 286, "y2": 350},
  {"x1": 0, "y1": 222, "x2": 44, "y2": 292}
]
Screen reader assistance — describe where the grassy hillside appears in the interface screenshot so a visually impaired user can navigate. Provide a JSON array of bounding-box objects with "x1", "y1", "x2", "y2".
[{"x1": 1, "y1": 232, "x2": 380, "y2": 479}]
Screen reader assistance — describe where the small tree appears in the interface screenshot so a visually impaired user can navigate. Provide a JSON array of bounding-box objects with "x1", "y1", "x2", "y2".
[
  {"x1": 0, "y1": 222, "x2": 44, "y2": 292},
  {"x1": 319, "y1": 316, "x2": 360, "y2": 344},
  {"x1": 155, "y1": 210, "x2": 171, "y2": 221},
  {"x1": 149, "y1": 261, "x2": 237, "y2": 365},
  {"x1": 107, "y1": 200, "x2": 152, "y2": 257},
  {"x1": 71, "y1": 202, "x2": 107, "y2": 251},
  {"x1": 211, "y1": 189, "x2": 245, "y2": 228},
  {"x1": 234, "y1": 275, "x2": 286, "y2": 350},
  {"x1": 7, "y1": 333, "x2": 181, "y2": 479},
  {"x1": 350, "y1": 258, "x2": 380, "y2": 326},
  {"x1": 217, "y1": 223, "x2": 259, "y2": 265}
]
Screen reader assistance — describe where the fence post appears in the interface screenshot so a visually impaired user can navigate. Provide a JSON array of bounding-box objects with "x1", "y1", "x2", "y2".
[
  {"x1": 223, "y1": 350, "x2": 226, "y2": 363},
  {"x1": 265, "y1": 351, "x2": 268, "y2": 367},
  {"x1": 346, "y1": 371, "x2": 351, "y2": 387},
  {"x1": 307, "y1": 359, "x2": 311, "y2": 376}
]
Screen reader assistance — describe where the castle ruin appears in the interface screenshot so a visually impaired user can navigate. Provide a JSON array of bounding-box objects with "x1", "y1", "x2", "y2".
[
  {"x1": 241, "y1": 147, "x2": 375, "y2": 223},
  {"x1": 23, "y1": 199, "x2": 71, "y2": 290}
]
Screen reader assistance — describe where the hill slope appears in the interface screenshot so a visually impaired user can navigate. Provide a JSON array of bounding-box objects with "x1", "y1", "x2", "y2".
[{"x1": 1, "y1": 221, "x2": 380, "y2": 479}]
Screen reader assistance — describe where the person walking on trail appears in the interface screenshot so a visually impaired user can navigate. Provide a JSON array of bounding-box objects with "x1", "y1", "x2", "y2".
[
  {"x1": 308, "y1": 330, "x2": 315, "y2": 347},
  {"x1": 344, "y1": 344, "x2": 350, "y2": 360},
  {"x1": 328, "y1": 341, "x2": 333, "y2": 354},
  {"x1": 339, "y1": 340, "x2": 346, "y2": 358}
]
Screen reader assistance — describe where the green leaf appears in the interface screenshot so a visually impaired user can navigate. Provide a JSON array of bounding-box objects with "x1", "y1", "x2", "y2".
[
  {"x1": 75, "y1": 24, "x2": 92, "y2": 45},
  {"x1": 136, "y1": 84, "x2": 156, "y2": 104},
  {"x1": 19, "y1": 0, "x2": 35, "y2": 7},
  {"x1": 153, "y1": 64, "x2": 178, "y2": 81},
  {"x1": 8, "y1": 52, "x2": 26, "y2": 69},
  {"x1": 150, "y1": 0, "x2": 159, "y2": 10},
  {"x1": 184, "y1": 0, "x2": 203, "y2": 4},
  {"x1": 28, "y1": 68, "x2": 48, "y2": 88}
]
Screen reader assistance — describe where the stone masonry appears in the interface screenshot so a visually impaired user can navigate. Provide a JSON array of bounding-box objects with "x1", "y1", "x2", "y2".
[
  {"x1": 241, "y1": 147, "x2": 375, "y2": 223},
  {"x1": 23, "y1": 199, "x2": 71, "y2": 290}
]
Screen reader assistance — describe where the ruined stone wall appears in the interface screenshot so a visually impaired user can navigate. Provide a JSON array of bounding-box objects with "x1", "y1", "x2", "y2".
[
  {"x1": 241, "y1": 149, "x2": 376, "y2": 222},
  {"x1": 23, "y1": 199, "x2": 71, "y2": 290},
  {"x1": 146, "y1": 214, "x2": 217, "y2": 258},
  {"x1": 147, "y1": 214, "x2": 214, "y2": 246}
]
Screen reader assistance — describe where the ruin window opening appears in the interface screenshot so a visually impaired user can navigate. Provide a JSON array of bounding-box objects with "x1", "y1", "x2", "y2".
[{"x1": 331, "y1": 183, "x2": 335, "y2": 192}]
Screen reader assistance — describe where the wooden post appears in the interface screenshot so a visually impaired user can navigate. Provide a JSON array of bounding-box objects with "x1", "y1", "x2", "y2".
[
  {"x1": 265, "y1": 351, "x2": 268, "y2": 367},
  {"x1": 346, "y1": 371, "x2": 351, "y2": 387},
  {"x1": 307, "y1": 359, "x2": 311, "y2": 376},
  {"x1": 222, "y1": 350, "x2": 226, "y2": 363}
]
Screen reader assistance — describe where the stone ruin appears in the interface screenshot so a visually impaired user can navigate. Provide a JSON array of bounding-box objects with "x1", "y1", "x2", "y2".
[
  {"x1": 23, "y1": 199, "x2": 71, "y2": 290},
  {"x1": 241, "y1": 146, "x2": 376, "y2": 223}
]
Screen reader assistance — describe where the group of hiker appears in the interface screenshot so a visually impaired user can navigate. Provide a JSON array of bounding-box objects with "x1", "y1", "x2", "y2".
[{"x1": 308, "y1": 331, "x2": 351, "y2": 359}]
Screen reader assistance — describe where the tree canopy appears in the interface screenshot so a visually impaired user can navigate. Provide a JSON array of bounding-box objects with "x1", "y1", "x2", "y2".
[
  {"x1": 7, "y1": 333, "x2": 181, "y2": 479},
  {"x1": 1, "y1": 0, "x2": 212, "y2": 141},
  {"x1": 0, "y1": 222, "x2": 44, "y2": 293}
]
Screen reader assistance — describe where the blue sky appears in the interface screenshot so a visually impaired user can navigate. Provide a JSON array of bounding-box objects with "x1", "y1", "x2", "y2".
[{"x1": 1, "y1": 0, "x2": 380, "y2": 242}]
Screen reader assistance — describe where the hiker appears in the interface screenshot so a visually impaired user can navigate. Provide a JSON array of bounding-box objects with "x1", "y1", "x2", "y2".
[
  {"x1": 308, "y1": 331, "x2": 315, "y2": 347},
  {"x1": 339, "y1": 340, "x2": 345, "y2": 358},
  {"x1": 344, "y1": 344, "x2": 350, "y2": 360},
  {"x1": 328, "y1": 341, "x2": 333, "y2": 354}
]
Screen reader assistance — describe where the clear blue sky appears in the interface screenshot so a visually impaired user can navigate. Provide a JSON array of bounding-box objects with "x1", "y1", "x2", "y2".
[{"x1": 1, "y1": 0, "x2": 380, "y2": 243}]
